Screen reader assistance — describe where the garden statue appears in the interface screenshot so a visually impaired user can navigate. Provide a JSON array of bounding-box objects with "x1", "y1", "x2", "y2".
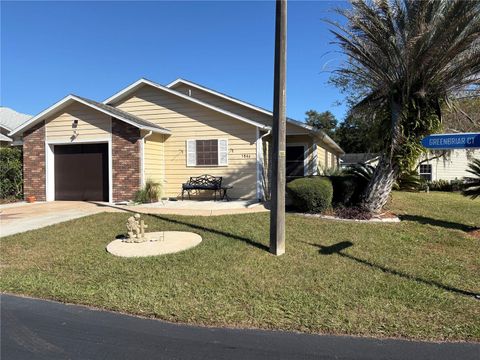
[
  {"x1": 126, "y1": 213, "x2": 145, "y2": 242},
  {"x1": 124, "y1": 213, "x2": 163, "y2": 243}
]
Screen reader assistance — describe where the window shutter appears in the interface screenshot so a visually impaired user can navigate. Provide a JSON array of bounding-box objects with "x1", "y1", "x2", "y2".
[
  {"x1": 218, "y1": 139, "x2": 228, "y2": 166},
  {"x1": 186, "y1": 140, "x2": 196, "y2": 166}
]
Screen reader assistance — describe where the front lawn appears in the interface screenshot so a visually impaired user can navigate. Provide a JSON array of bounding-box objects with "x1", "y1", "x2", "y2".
[{"x1": 1, "y1": 192, "x2": 479, "y2": 341}]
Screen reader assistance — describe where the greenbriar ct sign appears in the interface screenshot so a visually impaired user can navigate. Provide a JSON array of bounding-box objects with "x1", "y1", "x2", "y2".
[{"x1": 421, "y1": 133, "x2": 480, "y2": 150}]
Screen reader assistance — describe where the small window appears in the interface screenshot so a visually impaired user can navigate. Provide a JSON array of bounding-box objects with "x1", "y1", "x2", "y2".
[
  {"x1": 419, "y1": 164, "x2": 432, "y2": 181},
  {"x1": 186, "y1": 139, "x2": 228, "y2": 166}
]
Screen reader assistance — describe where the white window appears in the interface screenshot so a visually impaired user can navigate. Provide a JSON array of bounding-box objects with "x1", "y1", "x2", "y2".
[
  {"x1": 186, "y1": 139, "x2": 228, "y2": 166},
  {"x1": 419, "y1": 164, "x2": 432, "y2": 181}
]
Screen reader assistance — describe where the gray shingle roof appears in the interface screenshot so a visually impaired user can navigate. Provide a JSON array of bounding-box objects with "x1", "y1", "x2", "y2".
[{"x1": 0, "y1": 107, "x2": 31, "y2": 131}]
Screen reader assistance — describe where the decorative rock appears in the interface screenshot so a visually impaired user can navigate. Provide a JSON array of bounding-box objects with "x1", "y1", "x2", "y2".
[{"x1": 106, "y1": 231, "x2": 202, "y2": 258}]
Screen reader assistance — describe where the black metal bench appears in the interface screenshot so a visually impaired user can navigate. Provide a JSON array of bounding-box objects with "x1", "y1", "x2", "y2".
[{"x1": 182, "y1": 175, "x2": 223, "y2": 201}]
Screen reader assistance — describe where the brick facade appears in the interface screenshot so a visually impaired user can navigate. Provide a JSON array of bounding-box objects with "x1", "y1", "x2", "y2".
[
  {"x1": 23, "y1": 121, "x2": 46, "y2": 201},
  {"x1": 112, "y1": 118, "x2": 141, "y2": 202}
]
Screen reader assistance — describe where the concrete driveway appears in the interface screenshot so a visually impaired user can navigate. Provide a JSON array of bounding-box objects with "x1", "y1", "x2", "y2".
[{"x1": 0, "y1": 201, "x2": 122, "y2": 237}]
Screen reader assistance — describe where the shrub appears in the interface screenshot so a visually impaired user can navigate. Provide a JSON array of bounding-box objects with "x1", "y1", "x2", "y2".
[
  {"x1": 462, "y1": 158, "x2": 480, "y2": 199},
  {"x1": 0, "y1": 147, "x2": 23, "y2": 199},
  {"x1": 286, "y1": 177, "x2": 333, "y2": 213},
  {"x1": 317, "y1": 165, "x2": 344, "y2": 176},
  {"x1": 134, "y1": 179, "x2": 162, "y2": 203},
  {"x1": 329, "y1": 175, "x2": 368, "y2": 207},
  {"x1": 393, "y1": 171, "x2": 425, "y2": 192},
  {"x1": 346, "y1": 163, "x2": 375, "y2": 182},
  {"x1": 426, "y1": 179, "x2": 465, "y2": 192}
]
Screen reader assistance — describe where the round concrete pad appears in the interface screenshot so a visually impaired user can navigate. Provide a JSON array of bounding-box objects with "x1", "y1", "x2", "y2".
[{"x1": 106, "y1": 231, "x2": 202, "y2": 258}]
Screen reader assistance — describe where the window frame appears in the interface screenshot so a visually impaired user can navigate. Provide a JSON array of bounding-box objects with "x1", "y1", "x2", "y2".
[
  {"x1": 418, "y1": 163, "x2": 433, "y2": 181},
  {"x1": 186, "y1": 138, "x2": 229, "y2": 167}
]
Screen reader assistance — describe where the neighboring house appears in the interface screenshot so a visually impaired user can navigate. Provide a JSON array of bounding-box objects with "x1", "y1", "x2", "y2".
[
  {"x1": 0, "y1": 107, "x2": 31, "y2": 146},
  {"x1": 340, "y1": 153, "x2": 379, "y2": 168},
  {"x1": 341, "y1": 150, "x2": 480, "y2": 182},
  {"x1": 9, "y1": 78, "x2": 344, "y2": 203},
  {"x1": 417, "y1": 149, "x2": 480, "y2": 182}
]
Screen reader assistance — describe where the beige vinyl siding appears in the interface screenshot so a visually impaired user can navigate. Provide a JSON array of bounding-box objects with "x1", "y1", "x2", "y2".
[
  {"x1": 172, "y1": 83, "x2": 314, "y2": 137},
  {"x1": 172, "y1": 83, "x2": 273, "y2": 127},
  {"x1": 144, "y1": 133, "x2": 165, "y2": 195},
  {"x1": 114, "y1": 85, "x2": 258, "y2": 199},
  {"x1": 316, "y1": 145, "x2": 327, "y2": 169},
  {"x1": 45, "y1": 103, "x2": 111, "y2": 142}
]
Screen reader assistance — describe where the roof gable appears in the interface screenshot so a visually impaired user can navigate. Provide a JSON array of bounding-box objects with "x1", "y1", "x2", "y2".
[
  {"x1": 9, "y1": 95, "x2": 171, "y2": 137},
  {"x1": 104, "y1": 78, "x2": 270, "y2": 130},
  {"x1": 167, "y1": 78, "x2": 344, "y2": 154}
]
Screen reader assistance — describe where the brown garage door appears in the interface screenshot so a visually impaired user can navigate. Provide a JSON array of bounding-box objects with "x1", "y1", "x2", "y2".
[{"x1": 54, "y1": 144, "x2": 108, "y2": 201}]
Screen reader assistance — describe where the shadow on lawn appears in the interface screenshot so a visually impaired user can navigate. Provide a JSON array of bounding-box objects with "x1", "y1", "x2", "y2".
[
  {"x1": 100, "y1": 203, "x2": 269, "y2": 252},
  {"x1": 307, "y1": 241, "x2": 479, "y2": 299},
  {"x1": 150, "y1": 214, "x2": 269, "y2": 251},
  {"x1": 399, "y1": 214, "x2": 477, "y2": 232}
]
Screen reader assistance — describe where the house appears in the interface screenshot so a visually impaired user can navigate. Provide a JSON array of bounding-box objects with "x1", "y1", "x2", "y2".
[
  {"x1": 417, "y1": 149, "x2": 480, "y2": 182},
  {"x1": 0, "y1": 107, "x2": 31, "y2": 146},
  {"x1": 341, "y1": 150, "x2": 480, "y2": 182},
  {"x1": 340, "y1": 153, "x2": 379, "y2": 168},
  {"x1": 8, "y1": 78, "x2": 344, "y2": 203}
]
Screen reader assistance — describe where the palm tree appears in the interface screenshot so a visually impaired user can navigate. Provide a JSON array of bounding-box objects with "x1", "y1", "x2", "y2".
[
  {"x1": 329, "y1": 0, "x2": 480, "y2": 213},
  {"x1": 462, "y1": 158, "x2": 480, "y2": 200}
]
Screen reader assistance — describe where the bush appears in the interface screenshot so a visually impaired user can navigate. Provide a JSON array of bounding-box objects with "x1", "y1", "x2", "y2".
[
  {"x1": 462, "y1": 158, "x2": 480, "y2": 199},
  {"x1": 329, "y1": 175, "x2": 368, "y2": 207},
  {"x1": 134, "y1": 179, "x2": 162, "y2": 203},
  {"x1": 286, "y1": 177, "x2": 333, "y2": 213},
  {"x1": 393, "y1": 171, "x2": 425, "y2": 192},
  {"x1": 428, "y1": 179, "x2": 465, "y2": 192},
  {"x1": 0, "y1": 147, "x2": 23, "y2": 199}
]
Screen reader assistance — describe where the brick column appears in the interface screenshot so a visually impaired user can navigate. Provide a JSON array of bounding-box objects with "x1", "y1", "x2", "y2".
[
  {"x1": 23, "y1": 121, "x2": 46, "y2": 201},
  {"x1": 112, "y1": 119, "x2": 141, "y2": 202}
]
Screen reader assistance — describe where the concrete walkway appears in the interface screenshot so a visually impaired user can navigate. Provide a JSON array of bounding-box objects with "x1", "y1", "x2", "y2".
[
  {"x1": 0, "y1": 200, "x2": 268, "y2": 237},
  {"x1": 2, "y1": 294, "x2": 478, "y2": 360},
  {"x1": 120, "y1": 199, "x2": 268, "y2": 216}
]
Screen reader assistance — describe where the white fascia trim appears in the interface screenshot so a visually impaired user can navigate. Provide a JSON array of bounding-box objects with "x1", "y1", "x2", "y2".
[
  {"x1": 9, "y1": 95, "x2": 75, "y2": 136},
  {"x1": 165, "y1": 79, "x2": 342, "y2": 149},
  {"x1": 9, "y1": 94, "x2": 171, "y2": 137},
  {"x1": 104, "y1": 78, "x2": 270, "y2": 131},
  {"x1": 167, "y1": 78, "x2": 274, "y2": 117}
]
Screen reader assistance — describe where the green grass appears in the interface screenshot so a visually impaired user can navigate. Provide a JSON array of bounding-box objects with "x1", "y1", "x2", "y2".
[{"x1": 1, "y1": 192, "x2": 479, "y2": 341}]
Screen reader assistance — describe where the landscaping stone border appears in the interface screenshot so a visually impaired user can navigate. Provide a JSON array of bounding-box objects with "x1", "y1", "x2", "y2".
[{"x1": 295, "y1": 213, "x2": 401, "y2": 223}]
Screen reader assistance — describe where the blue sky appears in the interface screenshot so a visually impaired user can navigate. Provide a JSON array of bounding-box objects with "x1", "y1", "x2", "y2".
[{"x1": 1, "y1": 1, "x2": 348, "y2": 122}]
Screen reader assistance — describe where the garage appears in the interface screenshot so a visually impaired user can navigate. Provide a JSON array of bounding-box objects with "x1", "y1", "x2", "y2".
[{"x1": 54, "y1": 143, "x2": 108, "y2": 201}]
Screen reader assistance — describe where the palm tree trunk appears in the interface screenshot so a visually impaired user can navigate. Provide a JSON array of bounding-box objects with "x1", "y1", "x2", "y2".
[
  {"x1": 362, "y1": 99, "x2": 402, "y2": 213},
  {"x1": 362, "y1": 154, "x2": 399, "y2": 213}
]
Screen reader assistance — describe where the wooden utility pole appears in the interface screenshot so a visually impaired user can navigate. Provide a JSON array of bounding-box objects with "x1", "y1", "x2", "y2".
[{"x1": 270, "y1": 0, "x2": 287, "y2": 256}]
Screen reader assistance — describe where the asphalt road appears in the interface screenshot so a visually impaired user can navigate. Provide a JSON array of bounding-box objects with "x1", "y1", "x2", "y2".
[{"x1": 1, "y1": 294, "x2": 479, "y2": 360}]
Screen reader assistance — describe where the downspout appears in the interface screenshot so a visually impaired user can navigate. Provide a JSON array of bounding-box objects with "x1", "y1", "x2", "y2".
[
  {"x1": 140, "y1": 130, "x2": 153, "y2": 186},
  {"x1": 258, "y1": 129, "x2": 271, "y2": 201}
]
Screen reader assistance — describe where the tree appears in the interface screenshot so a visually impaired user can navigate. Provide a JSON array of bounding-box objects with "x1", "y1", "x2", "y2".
[
  {"x1": 305, "y1": 110, "x2": 338, "y2": 138},
  {"x1": 329, "y1": 0, "x2": 480, "y2": 213},
  {"x1": 335, "y1": 111, "x2": 384, "y2": 153}
]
